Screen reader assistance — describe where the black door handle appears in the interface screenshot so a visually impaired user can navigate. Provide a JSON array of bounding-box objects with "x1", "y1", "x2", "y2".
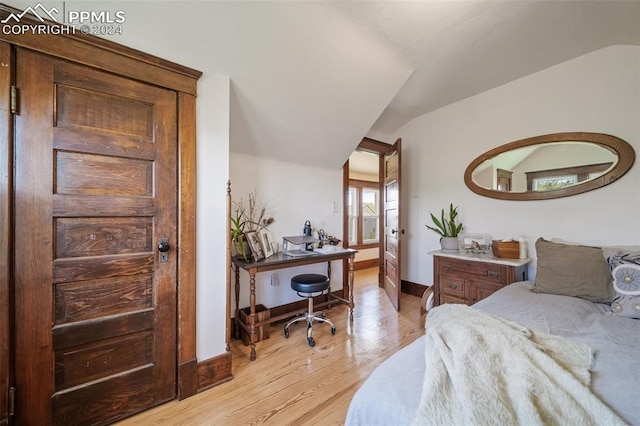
[{"x1": 158, "y1": 240, "x2": 170, "y2": 252}]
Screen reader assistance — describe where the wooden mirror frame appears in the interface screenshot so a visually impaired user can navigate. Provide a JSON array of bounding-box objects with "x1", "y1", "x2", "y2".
[{"x1": 464, "y1": 132, "x2": 635, "y2": 201}]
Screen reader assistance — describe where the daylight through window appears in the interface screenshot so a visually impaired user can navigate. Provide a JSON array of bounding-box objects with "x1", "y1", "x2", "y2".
[{"x1": 348, "y1": 182, "x2": 379, "y2": 247}]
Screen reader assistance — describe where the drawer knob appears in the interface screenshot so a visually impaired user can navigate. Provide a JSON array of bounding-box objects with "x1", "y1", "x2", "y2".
[
  {"x1": 487, "y1": 270, "x2": 501, "y2": 277},
  {"x1": 448, "y1": 284, "x2": 458, "y2": 290},
  {"x1": 443, "y1": 265, "x2": 452, "y2": 271}
]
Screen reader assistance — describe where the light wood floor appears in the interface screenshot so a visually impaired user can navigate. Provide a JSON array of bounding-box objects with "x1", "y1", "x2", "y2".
[{"x1": 118, "y1": 267, "x2": 425, "y2": 425}]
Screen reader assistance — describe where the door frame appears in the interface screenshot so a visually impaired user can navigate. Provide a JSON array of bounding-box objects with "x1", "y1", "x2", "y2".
[
  {"x1": 0, "y1": 5, "x2": 203, "y2": 422},
  {"x1": 0, "y1": 40, "x2": 13, "y2": 424},
  {"x1": 342, "y1": 137, "x2": 394, "y2": 289}
]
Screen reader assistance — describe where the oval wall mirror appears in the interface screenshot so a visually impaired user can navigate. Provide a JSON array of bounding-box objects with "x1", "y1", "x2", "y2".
[{"x1": 464, "y1": 132, "x2": 635, "y2": 200}]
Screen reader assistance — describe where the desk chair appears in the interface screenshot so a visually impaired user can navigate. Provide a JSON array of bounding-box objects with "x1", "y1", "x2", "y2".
[{"x1": 284, "y1": 273, "x2": 336, "y2": 347}]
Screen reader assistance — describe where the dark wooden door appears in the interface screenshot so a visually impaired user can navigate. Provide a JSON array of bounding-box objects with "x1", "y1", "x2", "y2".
[
  {"x1": 14, "y1": 48, "x2": 178, "y2": 425},
  {"x1": 382, "y1": 139, "x2": 402, "y2": 311}
]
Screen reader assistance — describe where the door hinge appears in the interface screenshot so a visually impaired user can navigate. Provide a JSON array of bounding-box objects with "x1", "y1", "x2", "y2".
[
  {"x1": 8, "y1": 386, "x2": 15, "y2": 416},
  {"x1": 10, "y1": 85, "x2": 18, "y2": 114}
]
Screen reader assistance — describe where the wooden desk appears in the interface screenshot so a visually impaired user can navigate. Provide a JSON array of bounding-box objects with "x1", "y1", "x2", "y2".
[{"x1": 232, "y1": 248, "x2": 357, "y2": 360}]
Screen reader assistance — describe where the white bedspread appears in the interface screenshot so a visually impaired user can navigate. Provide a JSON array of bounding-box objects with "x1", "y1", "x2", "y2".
[
  {"x1": 412, "y1": 304, "x2": 625, "y2": 426},
  {"x1": 345, "y1": 282, "x2": 640, "y2": 426}
]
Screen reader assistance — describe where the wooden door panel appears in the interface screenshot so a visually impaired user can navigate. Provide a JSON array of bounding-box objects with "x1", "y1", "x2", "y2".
[
  {"x1": 53, "y1": 195, "x2": 155, "y2": 217},
  {"x1": 55, "y1": 85, "x2": 154, "y2": 138},
  {"x1": 53, "y1": 128, "x2": 157, "y2": 160},
  {"x1": 15, "y1": 48, "x2": 177, "y2": 425},
  {"x1": 385, "y1": 153, "x2": 398, "y2": 181},
  {"x1": 55, "y1": 331, "x2": 153, "y2": 390},
  {"x1": 385, "y1": 237, "x2": 398, "y2": 260},
  {"x1": 382, "y1": 139, "x2": 402, "y2": 311},
  {"x1": 55, "y1": 217, "x2": 153, "y2": 258},
  {"x1": 52, "y1": 368, "x2": 155, "y2": 425},
  {"x1": 53, "y1": 311, "x2": 154, "y2": 352},
  {"x1": 55, "y1": 275, "x2": 153, "y2": 324},
  {"x1": 384, "y1": 258, "x2": 399, "y2": 295},
  {"x1": 56, "y1": 152, "x2": 153, "y2": 196},
  {"x1": 53, "y1": 254, "x2": 154, "y2": 283}
]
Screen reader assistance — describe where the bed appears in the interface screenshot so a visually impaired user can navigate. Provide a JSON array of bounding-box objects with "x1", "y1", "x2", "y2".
[{"x1": 346, "y1": 239, "x2": 640, "y2": 425}]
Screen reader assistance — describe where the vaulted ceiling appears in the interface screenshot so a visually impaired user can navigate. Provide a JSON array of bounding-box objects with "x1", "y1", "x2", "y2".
[
  {"x1": 332, "y1": 1, "x2": 640, "y2": 136},
  {"x1": 6, "y1": 1, "x2": 639, "y2": 169}
]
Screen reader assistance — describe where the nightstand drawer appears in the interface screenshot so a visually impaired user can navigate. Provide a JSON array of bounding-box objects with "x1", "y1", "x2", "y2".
[
  {"x1": 440, "y1": 294, "x2": 466, "y2": 305},
  {"x1": 439, "y1": 260, "x2": 506, "y2": 284},
  {"x1": 432, "y1": 251, "x2": 530, "y2": 308},
  {"x1": 440, "y1": 276, "x2": 466, "y2": 298}
]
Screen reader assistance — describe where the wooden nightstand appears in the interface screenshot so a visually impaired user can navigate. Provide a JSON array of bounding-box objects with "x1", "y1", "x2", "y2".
[{"x1": 429, "y1": 250, "x2": 531, "y2": 307}]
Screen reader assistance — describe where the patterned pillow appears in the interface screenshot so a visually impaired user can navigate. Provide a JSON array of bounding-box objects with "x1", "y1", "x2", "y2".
[{"x1": 603, "y1": 249, "x2": 640, "y2": 319}]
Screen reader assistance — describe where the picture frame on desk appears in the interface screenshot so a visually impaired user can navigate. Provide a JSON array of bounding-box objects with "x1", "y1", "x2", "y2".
[
  {"x1": 458, "y1": 233, "x2": 492, "y2": 257},
  {"x1": 246, "y1": 231, "x2": 265, "y2": 261},
  {"x1": 259, "y1": 229, "x2": 274, "y2": 258}
]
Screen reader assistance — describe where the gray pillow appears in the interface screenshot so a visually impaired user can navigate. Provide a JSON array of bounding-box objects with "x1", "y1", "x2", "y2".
[{"x1": 533, "y1": 238, "x2": 613, "y2": 303}]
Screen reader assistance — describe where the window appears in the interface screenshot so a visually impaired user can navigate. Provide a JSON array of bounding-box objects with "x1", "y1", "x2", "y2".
[
  {"x1": 348, "y1": 180, "x2": 379, "y2": 247},
  {"x1": 526, "y1": 162, "x2": 613, "y2": 191},
  {"x1": 533, "y1": 175, "x2": 577, "y2": 191}
]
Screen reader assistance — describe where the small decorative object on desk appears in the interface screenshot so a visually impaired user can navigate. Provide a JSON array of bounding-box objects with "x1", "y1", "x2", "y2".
[
  {"x1": 246, "y1": 231, "x2": 265, "y2": 261},
  {"x1": 259, "y1": 229, "x2": 275, "y2": 258},
  {"x1": 327, "y1": 236, "x2": 341, "y2": 246},
  {"x1": 282, "y1": 235, "x2": 320, "y2": 257},
  {"x1": 458, "y1": 233, "x2": 492, "y2": 256},
  {"x1": 492, "y1": 239, "x2": 520, "y2": 259},
  {"x1": 302, "y1": 220, "x2": 313, "y2": 250}
]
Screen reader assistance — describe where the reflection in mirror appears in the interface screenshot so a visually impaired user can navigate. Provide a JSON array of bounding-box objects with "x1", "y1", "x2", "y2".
[
  {"x1": 473, "y1": 142, "x2": 617, "y2": 193},
  {"x1": 464, "y1": 133, "x2": 635, "y2": 201}
]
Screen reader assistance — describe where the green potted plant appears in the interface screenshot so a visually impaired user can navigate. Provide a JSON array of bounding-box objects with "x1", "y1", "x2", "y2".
[
  {"x1": 231, "y1": 207, "x2": 252, "y2": 261},
  {"x1": 426, "y1": 203, "x2": 464, "y2": 252}
]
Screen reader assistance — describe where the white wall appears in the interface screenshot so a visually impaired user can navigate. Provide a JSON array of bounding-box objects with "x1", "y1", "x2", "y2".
[
  {"x1": 194, "y1": 75, "x2": 231, "y2": 359},
  {"x1": 230, "y1": 153, "x2": 344, "y2": 310},
  {"x1": 394, "y1": 45, "x2": 640, "y2": 286}
]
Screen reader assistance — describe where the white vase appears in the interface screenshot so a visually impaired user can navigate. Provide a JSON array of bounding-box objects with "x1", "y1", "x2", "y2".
[{"x1": 440, "y1": 237, "x2": 459, "y2": 252}]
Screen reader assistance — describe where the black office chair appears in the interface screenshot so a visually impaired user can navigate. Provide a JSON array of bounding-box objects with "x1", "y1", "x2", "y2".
[{"x1": 284, "y1": 273, "x2": 336, "y2": 347}]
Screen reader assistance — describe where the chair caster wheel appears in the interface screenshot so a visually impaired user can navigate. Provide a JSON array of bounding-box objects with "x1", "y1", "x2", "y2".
[
  {"x1": 284, "y1": 327, "x2": 289, "y2": 338},
  {"x1": 307, "y1": 337, "x2": 315, "y2": 347},
  {"x1": 331, "y1": 327, "x2": 336, "y2": 335}
]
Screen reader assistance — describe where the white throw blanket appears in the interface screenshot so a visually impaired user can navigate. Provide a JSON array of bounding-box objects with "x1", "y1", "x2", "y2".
[{"x1": 412, "y1": 304, "x2": 626, "y2": 426}]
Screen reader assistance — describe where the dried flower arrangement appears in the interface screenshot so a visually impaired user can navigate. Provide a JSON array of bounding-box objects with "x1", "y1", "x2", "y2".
[{"x1": 231, "y1": 190, "x2": 275, "y2": 260}]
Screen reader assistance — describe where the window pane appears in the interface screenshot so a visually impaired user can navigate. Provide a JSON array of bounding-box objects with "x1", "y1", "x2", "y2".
[
  {"x1": 362, "y1": 189, "x2": 378, "y2": 216},
  {"x1": 348, "y1": 217, "x2": 357, "y2": 244},
  {"x1": 533, "y1": 175, "x2": 577, "y2": 191},
  {"x1": 348, "y1": 188, "x2": 358, "y2": 216},
  {"x1": 348, "y1": 188, "x2": 358, "y2": 244},
  {"x1": 362, "y1": 188, "x2": 378, "y2": 243},
  {"x1": 363, "y1": 217, "x2": 378, "y2": 242}
]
